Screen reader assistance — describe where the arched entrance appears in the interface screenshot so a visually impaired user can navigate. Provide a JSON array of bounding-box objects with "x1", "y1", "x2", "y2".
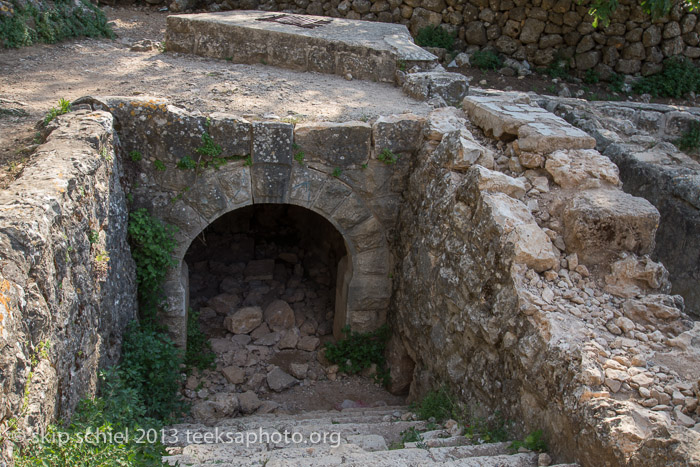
[
  {"x1": 157, "y1": 163, "x2": 393, "y2": 348},
  {"x1": 184, "y1": 203, "x2": 349, "y2": 346}
]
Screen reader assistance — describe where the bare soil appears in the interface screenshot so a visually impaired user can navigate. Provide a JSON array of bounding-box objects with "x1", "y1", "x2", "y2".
[{"x1": 0, "y1": 6, "x2": 430, "y2": 189}]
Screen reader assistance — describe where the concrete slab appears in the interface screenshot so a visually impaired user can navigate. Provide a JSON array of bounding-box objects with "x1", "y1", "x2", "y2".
[{"x1": 165, "y1": 10, "x2": 437, "y2": 83}]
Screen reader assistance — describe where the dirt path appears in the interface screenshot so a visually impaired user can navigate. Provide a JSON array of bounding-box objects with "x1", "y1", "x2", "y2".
[{"x1": 0, "y1": 6, "x2": 431, "y2": 188}]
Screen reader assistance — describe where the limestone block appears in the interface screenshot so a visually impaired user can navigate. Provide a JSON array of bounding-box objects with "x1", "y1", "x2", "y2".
[
  {"x1": 244, "y1": 259, "x2": 275, "y2": 281},
  {"x1": 562, "y1": 189, "x2": 660, "y2": 263},
  {"x1": 427, "y1": 107, "x2": 467, "y2": 141},
  {"x1": 267, "y1": 367, "x2": 299, "y2": 392},
  {"x1": 224, "y1": 307, "x2": 263, "y2": 334},
  {"x1": 505, "y1": 223, "x2": 559, "y2": 272},
  {"x1": 402, "y1": 71, "x2": 469, "y2": 106},
  {"x1": 468, "y1": 165, "x2": 527, "y2": 199},
  {"x1": 252, "y1": 122, "x2": 293, "y2": 165},
  {"x1": 386, "y1": 333, "x2": 415, "y2": 395},
  {"x1": 372, "y1": 113, "x2": 426, "y2": 154},
  {"x1": 434, "y1": 129, "x2": 495, "y2": 171},
  {"x1": 263, "y1": 300, "x2": 295, "y2": 332},
  {"x1": 251, "y1": 164, "x2": 291, "y2": 203},
  {"x1": 294, "y1": 121, "x2": 371, "y2": 167},
  {"x1": 604, "y1": 254, "x2": 671, "y2": 298},
  {"x1": 545, "y1": 149, "x2": 620, "y2": 189},
  {"x1": 191, "y1": 393, "x2": 239, "y2": 422},
  {"x1": 208, "y1": 112, "x2": 251, "y2": 157}
]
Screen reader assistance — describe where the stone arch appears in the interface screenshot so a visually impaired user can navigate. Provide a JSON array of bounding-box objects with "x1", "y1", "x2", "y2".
[{"x1": 159, "y1": 162, "x2": 392, "y2": 348}]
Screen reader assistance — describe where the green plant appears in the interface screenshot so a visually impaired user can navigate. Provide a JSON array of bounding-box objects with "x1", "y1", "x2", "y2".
[
  {"x1": 544, "y1": 59, "x2": 569, "y2": 79},
  {"x1": 177, "y1": 155, "x2": 198, "y2": 170},
  {"x1": 94, "y1": 251, "x2": 109, "y2": 263},
  {"x1": 415, "y1": 25, "x2": 455, "y2": 50},
  {"x1": 129, "y1": 150, "x2": 143, "y2": 162},
  {"x1": 153, "y1": 159, "x2": 166, "y2": 172},
  {"x1": 677, "y1": 122, "x2": 700, "y2": 152},
  {"x1": 464, "y1": 413, "x2": 510, "y2": 444},
  {"x1": 400, "y1": 427, "x2": 422, "y2": 443},
  {"x1": 87, "y1": 229, "x2": 99, "y2": 244},
  {"x1": 127, "y1": 209, "x2": 178, "y2": 317},
  {"x1": 195, "y1": 132, "x2": 222, "y2": 158},
  {"x1": 361, "y1": 163, "x2": 368, "y2": 169},
  {"x1": 607, "y1": 72, "x2": 625, "y2": 93},
  {"x1": 332, "y1": 167, "x2": 342, "y2": 177},
  {"x1": 509, "y1": 430, "x2": 547, "y2": 453},
  {"x1": 244, "y1": 155, "x2": 252, "y2": 166},
  {"x1": 0, "y1": 0, "x2": 114, "y2": 49},
  {"x1": 633, "y1": 57, "x2": 700, "y2": 98},
  {"x1": 397, "y1": 59, "x2": 407, "y2": 71},
  {"x1": 185, "y1": 309, "x2": 216, "y2": 371},
  {"x1": 583, "y1": 69, "x2": 599, "y2": 84},
  {"x1": 118, "y1": 321, "x2": 184, "y2": 421},
  {"x1": 411, "y1": 385, "x2": 456, "y2": 423},
  {"x1": 324, "y1": 325, "x2": 390, "y2": 385},
  {"x1": 294, "y1": 149, "x2": 305, "y2": 165},
  {"x1": 377, "y1": 148, "x2": 399, "y2": 165},
  {"x1": 471, "y1": 50, "x2": 502, "y2": 71},
  {"x1": 43, "y1": 98, "x2": 71, "y2": 125}
]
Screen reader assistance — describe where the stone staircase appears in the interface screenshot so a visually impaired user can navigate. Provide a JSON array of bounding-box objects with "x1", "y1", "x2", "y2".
[{"x1": 162, "y1": 406, "x2": 576, "y2": 466}]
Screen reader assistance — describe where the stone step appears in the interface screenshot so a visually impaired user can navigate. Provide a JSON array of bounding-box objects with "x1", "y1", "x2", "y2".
[
  {"x1": 164, "y1": 442, "x2": 541, "y2": 466},
  {"x1": 164, "y1": 419, "x2": 427, "y2": 447},
  {"x1": 462, "y1": 93, "x2": 595, "y2": 155},
  {"x1": 165, "y1": 11, "x2": 437, "y2": 84}
]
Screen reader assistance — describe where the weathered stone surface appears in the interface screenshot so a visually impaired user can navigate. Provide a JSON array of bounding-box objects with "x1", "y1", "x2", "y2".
[
  {"x1": 224, "y1": 307, "x2": 264, "y2": 334},
  {"x1": 222, "y1": 365, "x2": 246, "y2": 384},
  {"x1": 372, "y1": 114, "x2": 426, "y2": 154},
  {"x1": 463, "y1": 94, "x2": 596, "y2": 154},
  {"x1": 294, "y1": 121, "x2": 371, "y2": 167},
  {"x1": 191, "y1": 393, "x2": 239, "y2": 422},
  {"x1": 166, "y1": 11, "x2": 435, "y2": 83},
  {"x1": 263, "y1": 300, "x2": 295, "y2": 331},
  {"x1": 402, "y1": 72, "x2": 469, "y2": 106},
  {"x1": 562, "y1": 189, "x2": 660, "y2": 263},
  {"x1": 238, "y1": 390, "x2": 263, "y2": 414},
  {"x1": 0, "y1": 110, "x2": 136, "y2": 453},
  {"x1": 605, "y1": 254, "x2": 671, "y2": 298},
  {"x1": 297, "y1": 335, "x2": 321, "y2": 351},
  {"x1": 468, "y1": 165, "x2": 527, "y2": 199},
  {"x1": 267, "y1": 367, "x2": 299, "y2": 392},
  {"x1": 544, "y1": 149, "x2": 620, "y2": 188},
  {"x1": 207, "y1": 293, "x2": 240, "y2": 315},
  {"x1": 386, "y1": 333, "x2": 415, "y2": 395},
  {"x1": 244, "y1": 259, "x2": 275, "y2": 281},
  {"x1": 434, "y1": 129, "x2": 495, "y2": 171}
]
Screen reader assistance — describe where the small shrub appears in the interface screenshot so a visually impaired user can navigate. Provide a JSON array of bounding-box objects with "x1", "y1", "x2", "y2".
[
  {"x1": 185, "y1": 309, "x2": 216, "y2": 371},
  {"x1": 677, "y1": 122, "x2": 700, "y2": 152},
  {"x1": 471, "y1": 50, "x2": 502, "y2": 71},
  {"x1": 510, "y1": 430, "x2": 547, "y2": 453},
  {"x1": 177, "y1": 155, "x2": 198, "y2": 170},
  {"x1": 0, "y1": 0, "x2": 114, "y2": 49},
  {"x1": 607, "y1": 72, "x2": 625, "y2": 93},
  {"x1": 153, "y1": 159, "x2": 166, "y2": 172},
  {"x1": 43, "y1": 98, "x2": 71, "y2": 125},
  {"x1": 400, "y1": 427, "x2": 422, "y2": 443},
  {"x1": 377, "y1": 148, "x2": 399, "y2": 165},
  {"x1": 244, "y1": 155, "x2": 252, "y2": 166},
  {"x1": 294, "y1": 150, "x2": 305, "y2": 165},
  {"x1": 415, "y1": 25, "x2": 455, "y2": 50},
  {"x1": 332, "y1": 167, "x2": 342, "y2": 177},
  {"x1": 583, "y1": 69, "x2": 599, "y2": 84},
  {"x1": 118, "y1": 322, "x2": 184, "y2": 422},
  {"x1": 129, "y1": 150, "x2": 143, "y2": 162},
  {"x1": 195, "y1": 132, "x2": 222, "y2": 158},
  {"x1": 324, "y1": 324, "x2": 390, "y2": 384},
  {"x1": 633, "y1": 57, "x2": 700, "y2": 98},
  {"x1": 127, "y1": 209, "x2": 178, "y2": 315},
  {"x1": 411, "y1": 385, "x2": 456, "y2": 423},
  {"x1": 545, "y1": 59, "x2": 569, "y2": 79}
]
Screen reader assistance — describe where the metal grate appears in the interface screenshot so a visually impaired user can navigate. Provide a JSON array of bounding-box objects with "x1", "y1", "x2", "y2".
[{"x1": 256, "y1": 14, "x2": 332, "y2": 29}]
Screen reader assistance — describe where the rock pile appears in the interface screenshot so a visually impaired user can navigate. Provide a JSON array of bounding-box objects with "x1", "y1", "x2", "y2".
[{"x1": 182, "y1": 213, "x2": 343, "y2": 422}]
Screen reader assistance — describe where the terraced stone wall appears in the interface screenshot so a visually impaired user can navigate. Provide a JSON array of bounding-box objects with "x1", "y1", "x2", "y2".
[{"x1": 161, "y1": 0, "x2": 700, "y2": 75}]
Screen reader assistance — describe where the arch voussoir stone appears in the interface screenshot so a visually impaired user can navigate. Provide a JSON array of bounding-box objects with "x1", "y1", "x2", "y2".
[{"x1": 288, "y1": 165, "x2": 327, "y2": 208}]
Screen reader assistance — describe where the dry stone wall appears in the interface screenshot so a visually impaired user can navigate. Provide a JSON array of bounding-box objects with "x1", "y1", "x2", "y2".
[
  {"x1": 535, "y1": 95, "x2": 700, "y2": 319},
  {"x1": 165, "y1": 0, "x2": 700, "y2": 75},
  {"x1": 0, "y1": 111, "x2": 137, "y2": 462},
  {"x1": 390, "y1": 99, "x2": 700, "y2": 465}
]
